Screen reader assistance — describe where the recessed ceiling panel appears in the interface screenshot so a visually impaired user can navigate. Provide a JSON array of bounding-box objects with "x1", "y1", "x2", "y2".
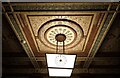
[
  {"x1": 3, "y1": 3, "x2": 118, "y2": 57},
  {"x1": 27, "y1": 13, "x2": 94, "y2": 53}
]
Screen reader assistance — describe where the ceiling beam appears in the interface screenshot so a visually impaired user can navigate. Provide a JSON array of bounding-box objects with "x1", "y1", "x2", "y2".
[
  {"x1": 83, "y1": 4, "x2": 119, "y2": 68},
  {"x1": 3, "y1": 68, "x2": 120, "y2": 74},
  {"x1": 2, "y1": 4, "x2": 40, "y2": 69},
  {"x1": 3, "y1": 57, "x2": 120, "y2": 61},
  {"x1": 3, "y1": 57, "x2": 120, "y2": 66}
]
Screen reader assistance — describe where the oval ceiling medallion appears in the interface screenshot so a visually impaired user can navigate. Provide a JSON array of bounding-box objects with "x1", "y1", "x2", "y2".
[{"x1": 38, "y1": 19, "x2": 84, "y2": 49}]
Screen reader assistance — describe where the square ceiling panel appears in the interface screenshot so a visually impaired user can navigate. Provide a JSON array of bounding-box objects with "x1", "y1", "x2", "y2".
[
  {"x1": 27, "y1": 12, "x2": 94, "y2": 54},
  {"x1": 14, "y1": 11, "x2": 104, "y2": 57}
]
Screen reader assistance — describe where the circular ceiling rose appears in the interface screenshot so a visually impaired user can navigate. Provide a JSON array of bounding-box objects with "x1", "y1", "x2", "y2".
[
  {"x1": 38, "y1": 19, "x2": 84, "y2": 49},
  {"x1": 45, "y1": 26, "x2": 75, "y2": 46}
]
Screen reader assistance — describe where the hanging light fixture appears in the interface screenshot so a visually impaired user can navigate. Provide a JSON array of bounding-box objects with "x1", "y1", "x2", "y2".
[{"x1": 46, "y1": 34, "x2": 76, "y2": 77}]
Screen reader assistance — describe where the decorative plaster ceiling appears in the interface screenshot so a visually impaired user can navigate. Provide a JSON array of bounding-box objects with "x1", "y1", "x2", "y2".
[
  {"x1": 2, "y1": 3, "x2": 120, "y2": 77},
  {"x1": 27, "y1": 14, "x2": 93, "y2": 53},
  {"x1": 2, "y1": 2, "x2": 119, "y2": 58}
]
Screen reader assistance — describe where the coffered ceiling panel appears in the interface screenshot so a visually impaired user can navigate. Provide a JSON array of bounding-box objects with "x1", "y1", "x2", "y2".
[
  {"x1": 10, "y1": 11, "x2": 104, "y2": 56},
  {"x1": 2, "y1": 2, "x2": 120, "y2": 70},
  {"x1": 27, "y1": 13, "x2": 94, "y2": 54}
]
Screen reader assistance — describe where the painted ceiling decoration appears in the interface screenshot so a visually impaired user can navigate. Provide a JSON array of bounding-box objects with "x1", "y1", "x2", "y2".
[
  {"x1": 2, "y1": 2, "x2": 120, "y2": 71},
  {"x1": 29, "y1": 14, "x2": 92, "y2": 53}
]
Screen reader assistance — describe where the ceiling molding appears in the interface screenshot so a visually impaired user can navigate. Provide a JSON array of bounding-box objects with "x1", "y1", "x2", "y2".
[
  {"x1": 2, "y1": 6, "x2": 40, "y2": 69},
  {"x1": 83, "y1": 4, "x2": 119, "y2": 68},
  {"x1": 3, "y1": 3, "x2": 120, "y2": 12}
]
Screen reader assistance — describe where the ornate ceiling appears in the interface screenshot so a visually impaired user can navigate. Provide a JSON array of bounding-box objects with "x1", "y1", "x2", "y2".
[
  {"x1": 2, "y1": 2, "x2": 120, "y2": 78},
  {"x1": 27, "y1": 12, "x2": 93, "y2": 54}
]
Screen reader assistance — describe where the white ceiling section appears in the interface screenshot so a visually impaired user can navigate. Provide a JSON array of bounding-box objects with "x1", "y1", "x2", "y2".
[
  {"x1": 48, "y1": 68, "x2": 73, "y2": 77},
  {"x1": 46, "y1": 54, "x2": 76, "y2": 68},
  {"x1": 46, "y1": 54, "x2": 76, "y2": 77}
]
